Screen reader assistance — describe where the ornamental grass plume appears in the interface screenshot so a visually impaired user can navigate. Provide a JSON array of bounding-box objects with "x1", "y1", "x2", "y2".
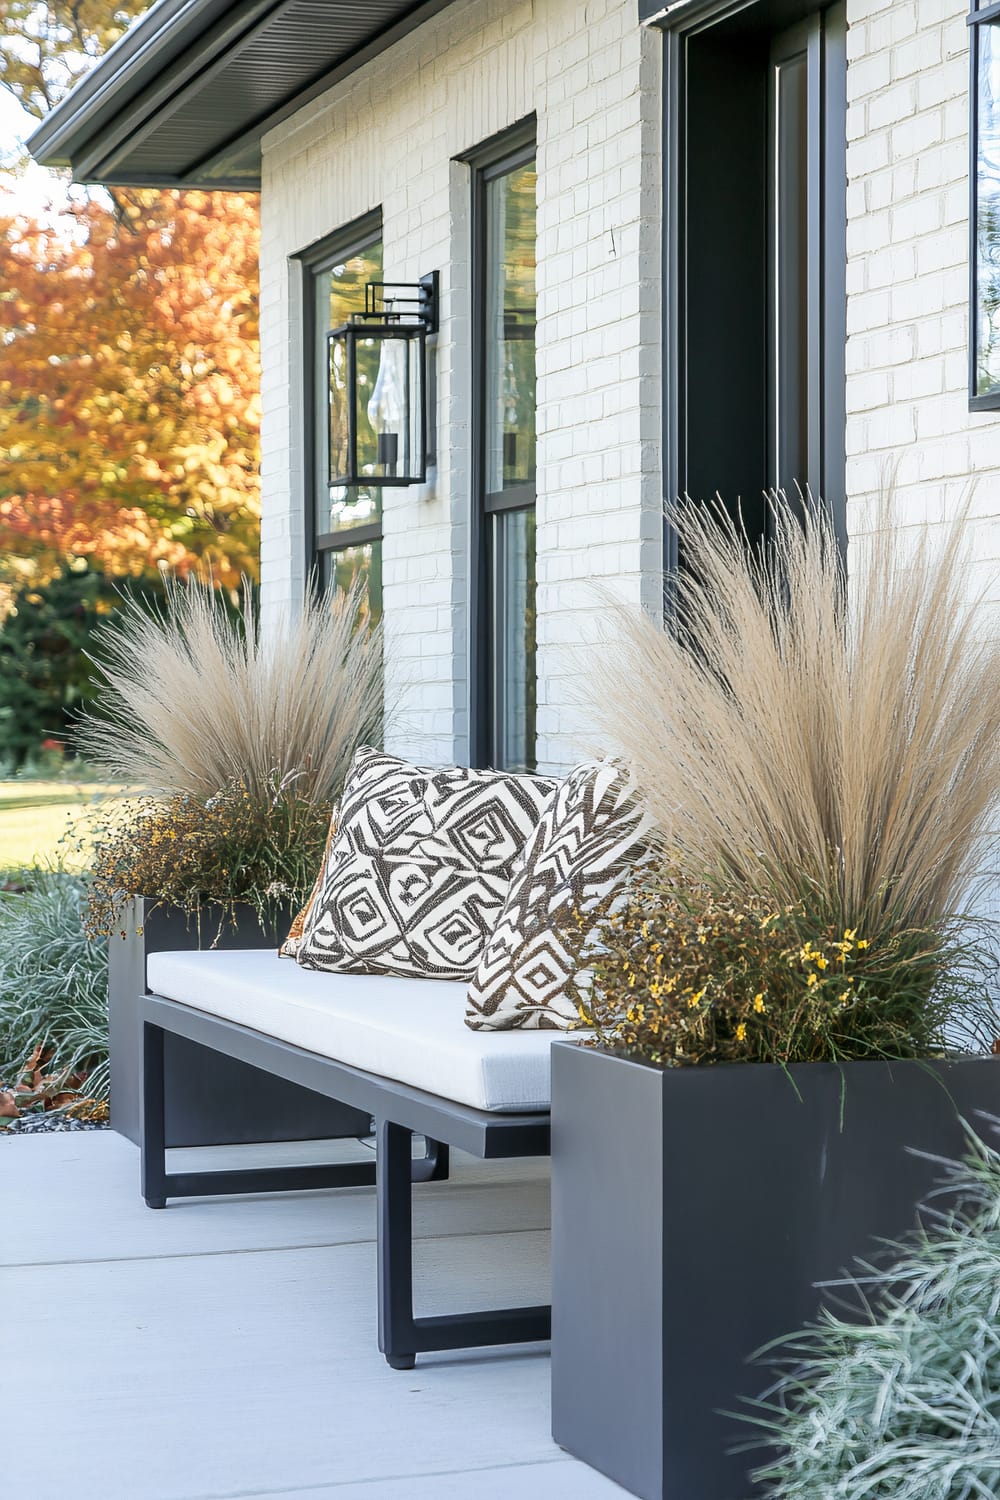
[
  {"x1": 743, "y1": 1126, "x2": 1000, "y2": 1498},
  {"x1": 78, "y1": 580, "x2": 385, "y2": 806},
  {"x1": 597, "y1": 495, "x2": 1000, "y2": 949}
]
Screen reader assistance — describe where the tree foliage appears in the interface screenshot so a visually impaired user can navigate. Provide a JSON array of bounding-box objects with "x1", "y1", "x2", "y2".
[
  {"x1": 0, "y1": 563, "x2": 122, "y2": 766},
  {"x1": 0, "y1": 2, "x2": 261, "y2": 590},
  {"x1": 0, "y1": 1, "x2": 151, "y2": 120},
  {"x1": 0, "y1": 191, "x2": 261, "y2": 587}
]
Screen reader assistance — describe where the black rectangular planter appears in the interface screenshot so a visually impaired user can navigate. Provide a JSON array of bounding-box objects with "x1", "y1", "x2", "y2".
[
  {"x1": 550, "y1": 1042, "x2": 1000, "y2": 1500},
  {"x1": 108, "y1": 897, "x2": 371, "y2": 1148}
]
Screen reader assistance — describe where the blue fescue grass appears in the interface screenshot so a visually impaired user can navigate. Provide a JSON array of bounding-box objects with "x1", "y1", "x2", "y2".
[
  {"x1": 742, "y1": 1124, "x2": 1000, "y2": 1499},
  {"x1": 0, "y1": 868, "x2": 109, "y2": 1103}
]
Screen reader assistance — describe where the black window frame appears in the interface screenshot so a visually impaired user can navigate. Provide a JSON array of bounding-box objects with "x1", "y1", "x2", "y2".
[
  {"x1": 969, "y1": 1, "x2": 1000, "y2": 410},
  {"x1": 463, "y1": 117, "x2": 538, "y2": 770},
  {"x1": 658, "y1": 0, "x2": 847, "y2": 570},
  {"x1": 295, "y1": 209, "x2": 385, "y2": 592}
]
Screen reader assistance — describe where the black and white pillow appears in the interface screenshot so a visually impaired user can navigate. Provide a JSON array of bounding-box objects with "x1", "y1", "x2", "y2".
[
  {"x1": 465, "y1": 761, "x2": 652, "y2": 1030},
  {"x1": 295, "y1": 747, "x2": 558, "y2": 980}
]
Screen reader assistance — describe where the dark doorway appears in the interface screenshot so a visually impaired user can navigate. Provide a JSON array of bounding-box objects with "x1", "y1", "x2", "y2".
[{"x1": 667, "y1": 0, "x2": 847, "y2": 554}]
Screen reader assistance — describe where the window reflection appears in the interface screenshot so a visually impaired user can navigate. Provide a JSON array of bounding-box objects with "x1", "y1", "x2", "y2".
[
  {"x1": 312, "y1": 233, "x2": 384, "y2": 625},
  {"x1": 485, "y1": 164, "x2": 537, "y2": 497},
  {"x1": 479, "y1": 147, "x2": 537, "y2": 772},
  {"x1": 977, "y1": 26, "x2": 1000, "y2": 396},
  {"x1": 316, "y1": 242, "x2": 384, "y2": 536},
  {"x1": 321, "y1": 541, "x2": 382, "y2": 627},
  {"x1": 492, "y1": 507, "x2": 537, "y2": 772}
]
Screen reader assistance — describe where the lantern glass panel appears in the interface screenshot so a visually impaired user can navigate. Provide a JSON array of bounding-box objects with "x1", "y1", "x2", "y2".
[
  {"x1": 328, "y1": 328, "x2": 352, "y2": 484},
  {"x1": 406, "y1": 334, "x2": 425, "y2": 479},
  {"x1": 357, "y1": 329, "x2": 425, "y2": 483}
]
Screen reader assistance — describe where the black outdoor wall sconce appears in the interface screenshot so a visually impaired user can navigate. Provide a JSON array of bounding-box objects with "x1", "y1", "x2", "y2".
[{"x1": 327, "y1": 272, "x2": 438, "y2": 486}]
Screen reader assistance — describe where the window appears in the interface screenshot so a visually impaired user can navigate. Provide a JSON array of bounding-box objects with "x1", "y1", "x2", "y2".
[
  {"x1": 971, "y1": 2, "x2": 1000, "y2": 407},
  {"x1": 301, "y1": 215, "x2": 384, "y2": 619},
  {"x1": 470, "y1": 125, "x2": 537, "y2": 771},
  {"x1": 663, "y1": 1, "x2": 846, "y2": 553}
]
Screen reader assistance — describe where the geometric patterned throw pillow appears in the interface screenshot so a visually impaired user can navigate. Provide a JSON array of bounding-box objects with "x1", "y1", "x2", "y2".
[
  {"x1": 295, "y1": 747, "x2": 558, "y2": 981},
  {"x1": 464, "y1": 761, "x2": 652, "y2": 1030}
]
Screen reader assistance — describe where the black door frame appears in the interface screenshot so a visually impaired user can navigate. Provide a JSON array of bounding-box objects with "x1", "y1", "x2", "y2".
[{"x1": 655, "y1": 0, "x2": 847, "y2": 569}]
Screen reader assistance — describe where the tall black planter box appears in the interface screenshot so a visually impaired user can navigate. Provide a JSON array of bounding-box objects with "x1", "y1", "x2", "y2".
[
  {"x1": 108, "y1": 897, "x2": 371, "y2": 1148},
  {"x1": 550, "y1": 1042, "x2": 1000, "y2": 1500}
]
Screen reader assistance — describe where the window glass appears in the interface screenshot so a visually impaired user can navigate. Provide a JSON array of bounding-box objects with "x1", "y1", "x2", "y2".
[
  {"x1": 491, "y1": 507, "x2": 536, "y2": 772},
  {"x1": 320, "y1": 540, "x2": 382, "y2": 627},
  {"x1": 975, "y1": 23, "x2": 1000, "y2": 397},
  {"x1": 477, "y1": 146, "x2": 537, "y2": 772},
  {"x1": 773, "y1": 46, "x2": 809, "y2": 497},
  {"x1": 485, "y1": 163, "x2": 537, "y2": 497},
  {"x1": 314, "y1": 240, "x2": 383, "y2": 538}
]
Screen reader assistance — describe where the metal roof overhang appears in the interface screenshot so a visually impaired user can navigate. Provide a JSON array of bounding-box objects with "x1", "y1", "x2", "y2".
[{"x1": 27, "y1": 0, "x2": 458, "y2": 191}]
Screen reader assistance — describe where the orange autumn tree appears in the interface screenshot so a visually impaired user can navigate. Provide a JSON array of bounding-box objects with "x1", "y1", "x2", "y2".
[
  {"x1": 0, "y1": 191, "x2": 261, "y2": 587},
  {"x1": 0, "y1": 1, "x2": 261, "y2": 590}
]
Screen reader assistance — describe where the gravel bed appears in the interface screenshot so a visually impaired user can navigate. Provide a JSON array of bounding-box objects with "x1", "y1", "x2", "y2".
[
  {"x1": 0, "y1": 1084, "x2": 110, "y2": 1134},
  {"x1": 1, "y1": 1113, "x2": 110, "y2": 1134}
]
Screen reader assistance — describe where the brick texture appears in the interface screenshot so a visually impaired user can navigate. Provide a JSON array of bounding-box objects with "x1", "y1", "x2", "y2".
[
  {"x1": 845, "y1": 0, "x2": 1000, "y2": 592},
  {"x1": 260, "y1": 0, "x2": 999, "y2": 795},
  {"x1": 259, "y1": 0, "x2": 662, "y2": 772}
]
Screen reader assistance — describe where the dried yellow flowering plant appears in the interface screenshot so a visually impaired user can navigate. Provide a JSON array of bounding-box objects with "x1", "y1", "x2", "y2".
[
  {"x1": 580, "y1": 867, "x2": 994, "y2": 1068},
  {"x1": 86, "y1": 774, "x2": 332, "y2": 937}
]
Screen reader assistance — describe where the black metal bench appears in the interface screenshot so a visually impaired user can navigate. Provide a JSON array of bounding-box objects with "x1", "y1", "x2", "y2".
[{"x1": 140, "y1": 991, "x2": 552, "y2": 1369}]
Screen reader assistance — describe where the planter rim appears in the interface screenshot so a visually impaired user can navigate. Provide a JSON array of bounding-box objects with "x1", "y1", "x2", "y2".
[{"x1": 550, "y1": 1038, "x2": 998, "y2": 1079}]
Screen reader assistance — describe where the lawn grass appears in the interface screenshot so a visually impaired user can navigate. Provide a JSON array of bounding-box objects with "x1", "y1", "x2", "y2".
[{"x1": 0, "y1": 782, "x2": 132, "y2": 872}]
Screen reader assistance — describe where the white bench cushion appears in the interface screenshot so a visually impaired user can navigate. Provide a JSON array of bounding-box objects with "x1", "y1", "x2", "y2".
[{"x1": 146, "y1": 949, "x2": 579, "y2": 1112}]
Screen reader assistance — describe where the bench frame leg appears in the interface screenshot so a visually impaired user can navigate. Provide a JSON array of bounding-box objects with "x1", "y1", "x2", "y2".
[
  {"x1": 141, "y1": 1018, "x2": 550, "y2": 1366},
  {"x1": 140, "y1": 1021, "x2": 447, "y2": 1206},
  {"x1": 375, "y1": 1117, "x2": 551, "y2": 1370}
]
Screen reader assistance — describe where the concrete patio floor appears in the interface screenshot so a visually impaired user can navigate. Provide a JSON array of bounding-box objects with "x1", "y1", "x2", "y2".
[{"x1": 3, "y1": 1131, "x2": 626, "y2": 1500}]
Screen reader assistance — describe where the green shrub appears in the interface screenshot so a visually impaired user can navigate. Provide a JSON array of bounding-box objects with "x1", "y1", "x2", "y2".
[
  {"x1": 745, "y1": 1129, "x2": 1000, "y2": 1498},
  {"x1": 0, "y1": 567, "x2": 103, "y2": 769},
  {"x1": 0, "y1": 564, "x2": 166, "y2": 772},
  {"x1": 0, "y1": 868, "x2": 109, "y2": 1103}
]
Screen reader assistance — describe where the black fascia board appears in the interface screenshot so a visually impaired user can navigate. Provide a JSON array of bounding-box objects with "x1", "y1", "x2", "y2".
[
  {"x1": 167, "y1": 0, "x2": 459, "y2": 188},
  {"x1": 28, "y1": 0, "x2": 461, "y2": 190},
  {"x1": 87, "y1": 0, "x2": 457, "y2": 190}
]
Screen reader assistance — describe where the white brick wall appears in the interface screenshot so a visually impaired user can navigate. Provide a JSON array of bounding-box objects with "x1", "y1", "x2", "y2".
[
  {"x1": 259, "y1": 0, "x2": 998, "y2": 782},
  {"x1": 845, "y1": 0, "x2": 1000, "y2": 603},
  {"x1": 847, "y1": 0, "x2": 1000, "y2": 925},
  {"x1": 259, "y1": 0, "x2": 662, "y2": 773}
]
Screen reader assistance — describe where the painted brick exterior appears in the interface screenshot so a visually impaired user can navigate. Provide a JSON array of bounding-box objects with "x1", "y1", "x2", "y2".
[
  {"x1": 259, "y1": 0, "x2": 662, "y2": 773},
  {"x1": 259, "y1": 0, "x2": 999, "y2": 788},
  {"x1": 845, "y1": 0, "x2": 1000, "y2": 606},
  {"x1": 844, "y1": 0, "x2": 1000, "y2": 927}
]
